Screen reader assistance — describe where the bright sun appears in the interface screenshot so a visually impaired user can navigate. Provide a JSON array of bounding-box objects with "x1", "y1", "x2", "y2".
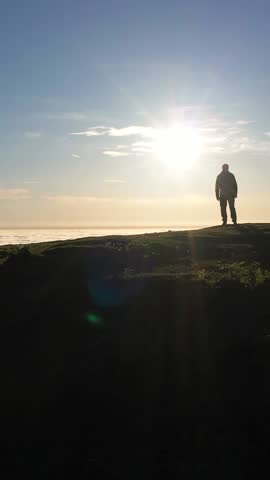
[{"x1": 153, "y1": 125, "x2": 204, "y2": 170}]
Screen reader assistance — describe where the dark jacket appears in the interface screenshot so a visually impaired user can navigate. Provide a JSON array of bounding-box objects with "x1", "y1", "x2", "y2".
[{"x1": 215, "y1": 171, "x2": 238, "y2": 200}]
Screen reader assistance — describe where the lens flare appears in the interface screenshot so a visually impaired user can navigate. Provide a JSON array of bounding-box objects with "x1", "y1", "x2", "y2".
[{"x1": 85, "y1": 312, "x2": 104, "y2": 327}]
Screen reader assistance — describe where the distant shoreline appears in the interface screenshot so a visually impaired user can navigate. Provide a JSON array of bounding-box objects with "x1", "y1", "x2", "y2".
[{"x1": 0, "y1": 225, "x2": 208, "y2": 230}]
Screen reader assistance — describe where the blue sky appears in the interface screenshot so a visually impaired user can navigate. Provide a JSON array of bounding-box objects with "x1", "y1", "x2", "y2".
[{"x1": 1, "y1": 0, "x2": 270, "y2": 226}]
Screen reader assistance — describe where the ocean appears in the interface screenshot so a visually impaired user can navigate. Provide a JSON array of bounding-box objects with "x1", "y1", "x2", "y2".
[{"x1": 0, "y1": 226, "x2": 205, "y2": 246}]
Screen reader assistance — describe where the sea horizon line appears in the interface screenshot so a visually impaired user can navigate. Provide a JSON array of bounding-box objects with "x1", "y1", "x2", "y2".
[{"x1": 0, "y1": 224, "x2": 210, "y2": 230}]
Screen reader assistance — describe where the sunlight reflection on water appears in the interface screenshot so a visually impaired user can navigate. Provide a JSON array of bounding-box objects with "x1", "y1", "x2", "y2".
[{"x1": 0, "y1": 226, "x2": 204, "y2": 246}]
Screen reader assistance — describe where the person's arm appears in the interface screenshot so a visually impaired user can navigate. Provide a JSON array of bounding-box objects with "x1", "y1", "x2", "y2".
[
  {"x1": 215, "y1": 176, "x2": 220, "y2": 200},
  {"x1": 233, "y1": 175, "x2": 238, "y2": 198}
]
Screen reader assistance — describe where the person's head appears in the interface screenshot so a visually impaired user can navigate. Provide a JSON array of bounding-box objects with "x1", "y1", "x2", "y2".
[{"x1": 222, "y1": 163, "x2": 229, "y2": 172}]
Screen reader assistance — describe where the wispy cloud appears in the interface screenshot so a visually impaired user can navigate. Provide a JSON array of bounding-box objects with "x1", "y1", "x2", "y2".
[
  {"x1": 69, "y1": 110, "x2": 268, "y2": 157},
  {"x1": 131, "y1": 141, "x2": 153, "y2": 153},
  {"x1": 104, "y1": 179, "x2": 127, "y2": 183},
  {"x1": 235, "y1": 120, "x2": 254, "y2": 126},
  {"x1": 71, "y1": 153, "x2": 80, "y2": 158},
  {"x1": 44, "y1": 195, "x2": 113, "y2": 205},
  {"x1": 70, "y1": 126, "x2": 109, "y2": 137},
  {"x1": 24, "y1": 131, "x2": 42, "y2": 138},
  {"x1": 228, "y1": 137, "x2": 270, "y2": 153},
  {"x1": 71, "y1": 125, "x2": 156, "y2": 138},
  {"x1": 71, "y1": 130, "x2": 102, "y2": 137},
  {"x1": 23, "y1": 181, "x2": 40, "y2": 184},
  {"x1": 103, "y1": 150, "x2": 129, "y2": 157},
  {"x1": 109, "y1": 126, "x2": 156, "y2": 137},
  {"x1": 0, "y1": 189, "x2": 31, "y2": 200}
]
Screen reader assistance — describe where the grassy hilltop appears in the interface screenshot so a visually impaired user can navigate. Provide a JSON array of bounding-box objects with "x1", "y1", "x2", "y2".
[
  {"x1": 1, "y1": 222, "x2": 270, "y2": 287},
  {"x1": 1, "y1": 223, "x2": 270, "y2": 477}
]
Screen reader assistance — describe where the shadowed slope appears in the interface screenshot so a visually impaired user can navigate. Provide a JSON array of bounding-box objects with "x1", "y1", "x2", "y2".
[{"x1": 1, "y1": 224, "x2": 270, "y2": 477}]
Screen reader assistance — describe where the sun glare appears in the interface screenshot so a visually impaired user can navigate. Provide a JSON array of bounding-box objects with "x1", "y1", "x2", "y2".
[{"x1": 153, "y1": 125, "x2": 204, "y2": 170}]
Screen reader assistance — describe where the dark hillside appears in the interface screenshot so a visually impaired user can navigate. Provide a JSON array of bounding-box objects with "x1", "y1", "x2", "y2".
[{"x1": 1, "y1": 224, "x2": 270, "y2": 477}]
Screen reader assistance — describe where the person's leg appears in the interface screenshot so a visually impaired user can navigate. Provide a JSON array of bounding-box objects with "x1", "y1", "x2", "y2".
[
  {"x1": 220, "y1": 197, "x2": 227, "y2": 225},
  {"x1": 228, "y1": 197, "x2": 237, "y2": 224}
]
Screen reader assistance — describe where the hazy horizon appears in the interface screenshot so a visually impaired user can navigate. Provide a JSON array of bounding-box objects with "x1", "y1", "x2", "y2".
[
  {"x1": 1, "y1": 220, "x2": 269, "y2": 230},
  {"x1": 0, "y1": 221, "x2": 210, "y2": 229}
]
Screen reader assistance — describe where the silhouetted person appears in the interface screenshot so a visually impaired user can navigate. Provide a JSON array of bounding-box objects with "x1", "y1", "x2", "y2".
[{"x1": 215, "y1": 164, "x2": 238, "y2": 226}]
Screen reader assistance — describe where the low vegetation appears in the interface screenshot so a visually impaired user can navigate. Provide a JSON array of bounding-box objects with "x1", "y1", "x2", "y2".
[
  {"x1": 1, "y1": 223, "x2": 270, "y2": 289},
  {"x1": 197, "y1": 261, "x2": 270, "y2": 289}
]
